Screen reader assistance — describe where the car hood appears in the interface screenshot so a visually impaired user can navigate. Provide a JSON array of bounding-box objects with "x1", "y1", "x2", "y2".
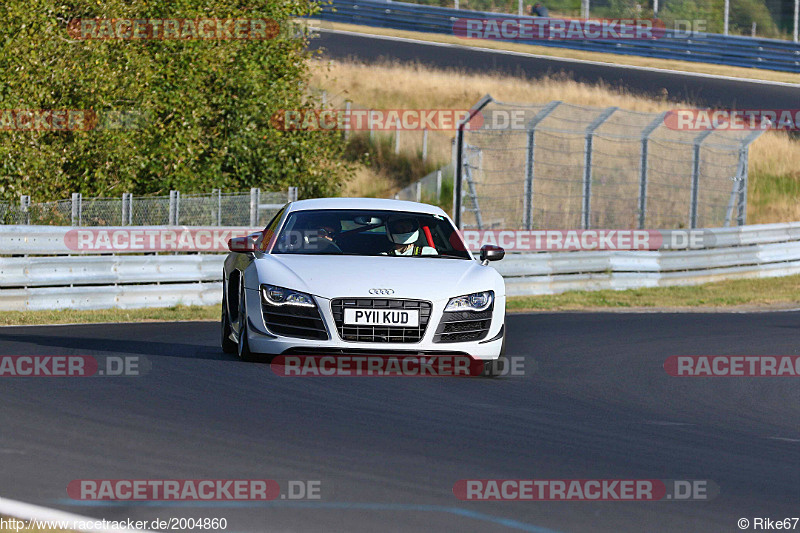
[{"x1": 255, "y1": 254, "x2": 503, "y2": 301}]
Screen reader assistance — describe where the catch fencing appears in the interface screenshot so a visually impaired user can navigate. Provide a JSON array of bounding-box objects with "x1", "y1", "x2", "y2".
[
  {"x1": 1, "y1": 188, "x2": 296, "y2": 227},
  {"x1": 1, "y1": 222, "x2": 800, "y2": 310},
  {"x1": 454, "y1": 96, "x2": 765, "y2": 231}
]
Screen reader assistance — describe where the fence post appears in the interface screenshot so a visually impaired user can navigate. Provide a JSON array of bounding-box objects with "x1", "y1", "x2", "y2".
[
  {"x1": 582, "y1": 107, "x2": 617, "y2": 230},
  {"x1": 436, "y1": 170, "x2": 442, "y2": 203},
  {"x1": 738, "y1": 148, "x2": 749, "y2": 226},
  {"x1": 250, "y1": 187, "x2": 260, "y2": 226},
  {"x1": 638, "y1": 112, "x2": 666, "y2": 230},
  {"x1": 524, "y1": 101, "x2": 561, "y2": 230},
  {"x1": 344, "y1": 100, "x2": 351, "y2": 140},
  {"x1": 455, "y1": 94, "x2": 492, "y2": 229},
  {"x1": 368, "y1": 110, "x2": 375, "y2": 142},
  {"x1": 212, "y1": 188, "x2": 222, "y2": 226},
  {"x1": 169, "y1": 190, "x2": 180, "y2": 226},
  {"x1": 121, "y1": 192, "x2": 133, "y2": 226},
  {"x1": 288, "y1": 186, "x2": 298, "y2": 202},
  {"x1": 690, "y1": 129, "x2": 714, "y2": 229},
  {"x1": 20, "y1": 195, "x2": 30, "y2": 225},
  {"x1": 71, "y1": 192, "x2": 82, "y2": 226},
  {"x1": 422, "y1": 128, "x2": 428, "y2": 162},
  {"x1": 394, "y1": 115, "x2": 401, "y2": 155}
]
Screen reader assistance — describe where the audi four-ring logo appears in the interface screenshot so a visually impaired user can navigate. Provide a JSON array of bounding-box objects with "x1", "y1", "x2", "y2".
[{"x1": 369, "y1": 288, "x2": 395, "y2": 295}]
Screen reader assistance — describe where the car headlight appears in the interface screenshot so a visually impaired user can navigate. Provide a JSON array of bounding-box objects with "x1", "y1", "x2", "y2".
[
  {"x1": 261, "y1": 285, "x2": 316, "y2": 307},
  {"x1": 444, "y1": 291, "x2": 494, "y2": 312}
]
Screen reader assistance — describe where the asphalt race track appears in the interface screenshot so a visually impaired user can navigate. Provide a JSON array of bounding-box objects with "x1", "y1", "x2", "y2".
[
  {"x1": 310, "y1": 30, "x2": 800, "y2": 109},
  {"x1": 1, "y1": 312, "x2": 799, "y2": 532}
]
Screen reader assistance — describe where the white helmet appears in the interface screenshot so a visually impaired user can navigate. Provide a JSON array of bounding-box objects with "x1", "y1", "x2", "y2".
[{"x1": 387, "y1": 217, "x2": 420, "y2": 245}]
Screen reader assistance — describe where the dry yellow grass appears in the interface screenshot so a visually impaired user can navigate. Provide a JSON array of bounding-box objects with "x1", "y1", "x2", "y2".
[
  {"x1": 310, "y1": 20, "x2": 800, "y2": 85},
  {"x1": 342, "y1": 164, "x2": 395, "y2": 198},
  {"x1": 312, "y1": 59, "x2": 800, "y2": 224}
]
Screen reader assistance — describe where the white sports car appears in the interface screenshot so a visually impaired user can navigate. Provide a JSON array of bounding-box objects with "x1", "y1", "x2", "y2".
[{"x1": 221, "y1": 198, "x2": 506, "y2": 372}]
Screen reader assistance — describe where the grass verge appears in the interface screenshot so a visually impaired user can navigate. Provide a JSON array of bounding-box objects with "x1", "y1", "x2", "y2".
[
  {"x1": 507, "y1": 274, "x2": 800, "y2": 311},
  {"x1": 0, "y1": 305, "x2": 220, "y2": 326},
  {"x1": 2, "y1": 275, "x2": 799, "y2": 327},
  {"x1": 312, "y1": 20, "x2": 800, "y2": 85}
]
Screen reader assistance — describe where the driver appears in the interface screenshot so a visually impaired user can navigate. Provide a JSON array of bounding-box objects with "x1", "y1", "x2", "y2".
[
  {"x1": 385, "y1": 217, "x2": 436, "y2": 256},
  {"x1": 303, "y1": 213, "x2": 342, "y2": 252}
]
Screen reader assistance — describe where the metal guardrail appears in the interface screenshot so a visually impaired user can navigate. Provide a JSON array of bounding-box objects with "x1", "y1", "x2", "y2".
[
  {"x1": 2, "y1": 222, "x2": 800, "y2": 310},
  {"x1": 314, "y1": 0, "x2": 800, "y2": 73}
]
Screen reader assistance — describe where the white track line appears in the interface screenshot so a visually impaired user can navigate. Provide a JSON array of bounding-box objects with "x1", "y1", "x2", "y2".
[
  {"x1": 0, "y1": 496, "x2": 154, "y2": 533},
  {"x1": 316, "y1": 27, "x2": 800, "y2": 88}
]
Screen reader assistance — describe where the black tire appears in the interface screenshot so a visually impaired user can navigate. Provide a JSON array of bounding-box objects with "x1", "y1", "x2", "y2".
[
  {"x1": 483, "y1": 337, "x2": 506, "y2": 378},
  {"x1": 237, "y1": 283, "x2": 259, "y2": 363},
  {"x1": 221, "y1": 292, "x2": 237, "y2": 354}
]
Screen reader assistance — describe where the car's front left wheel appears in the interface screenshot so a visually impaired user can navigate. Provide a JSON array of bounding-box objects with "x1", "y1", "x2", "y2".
[
  {"x1": 221, "y1": 291, "x2": 237, "y2": 354},
  {"x1": 236, "y1": 281, "x2": 259, "y2": 363}
]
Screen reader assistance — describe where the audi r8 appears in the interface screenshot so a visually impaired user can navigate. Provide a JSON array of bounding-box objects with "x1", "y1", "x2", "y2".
[{"x1": 221, "y1": 198, "x2": 506, "y2": 371}]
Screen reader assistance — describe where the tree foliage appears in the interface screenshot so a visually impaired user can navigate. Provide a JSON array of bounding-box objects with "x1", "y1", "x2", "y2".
[{"x1": 0, "y1": 0, "x2": 350, "y2": 202}]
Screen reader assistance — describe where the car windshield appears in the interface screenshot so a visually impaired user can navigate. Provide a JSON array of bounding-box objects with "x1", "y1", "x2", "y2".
[{"x1": 271, "y1": 209, "x2": 471, "y2": 259}]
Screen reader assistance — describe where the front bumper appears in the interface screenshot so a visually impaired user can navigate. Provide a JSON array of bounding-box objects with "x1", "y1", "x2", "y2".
[{"x1": 244, "y1": 288, "x2": 505, "y2": 360}]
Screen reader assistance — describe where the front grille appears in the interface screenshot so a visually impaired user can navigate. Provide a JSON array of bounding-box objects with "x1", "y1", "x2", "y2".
[
  {"x1": 331, "y1": 298, "x2": 432, "y2": 343},
  {"x1": 433, "y1": 307, "x2": 492, "y2": 343},
  {"x1": 262, "y1": 302, "x2": 328, "y2": 340}
]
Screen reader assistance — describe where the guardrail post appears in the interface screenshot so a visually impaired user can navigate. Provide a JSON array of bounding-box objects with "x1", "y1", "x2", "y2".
[
  {"x1": 20, "y1": 195, "x2": 30, "y2": 225},
  {"x1": 454, "y1": 94, "x2": 492, "y2": 229},
  {"x1": 524, "y1": 101, "x2": 561, "y2": 230},
  {"x1": 250, "y1": 187, "x2": 260, "y2": 226},
  {"x1": 639, "y1": 112, "x2": 666, "y2": 229},
  {"x1": 422, "y1": 128, "x2": 428, "y2": 162},
  {"x1": 288, "y1": 186, "x2": 298, "y2": 202},
  {"x1": 690, "y1": 129, "x2": 714, "y2": 228},
  {"x1": 71, "y1": 192, "x2": 82, "y2": 226},
  {"x1": 169, "y1": 190, "x2": 180, "y2": 226},
  {"x1": 583, "y1": 107, "x2": 617, "y2": 230}
]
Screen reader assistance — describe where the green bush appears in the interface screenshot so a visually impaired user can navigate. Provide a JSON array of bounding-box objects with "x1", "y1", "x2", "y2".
[{"x1": 0, "y1": 0, "x2": 352, "y2": 202}]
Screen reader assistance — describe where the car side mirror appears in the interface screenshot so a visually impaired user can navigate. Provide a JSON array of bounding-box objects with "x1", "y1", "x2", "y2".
[
  {"x1": 479, "y1": 244, "x2": 505, "y2": 262},
  {"x1": 228, "y1": 232, "x2": 262, "y2": 253}
]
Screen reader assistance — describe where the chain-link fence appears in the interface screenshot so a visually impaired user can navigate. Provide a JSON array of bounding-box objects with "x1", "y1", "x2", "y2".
[
  {"x1": 455, "y1": 97, "x2": 766, "y2": 230},
  {"x1": 393, "y1": 163, "x2": 454, "y2": 210},
  {"x1": 1, "y1": 188, "x2": 296, "y2": 226}
]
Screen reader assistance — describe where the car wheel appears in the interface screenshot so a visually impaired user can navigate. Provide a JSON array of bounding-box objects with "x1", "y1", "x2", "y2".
[
  {"x1": 237, "y1": 282, "x2": 258, "y2": 363},
  {"x1": 221, "y1": 292, "x2": 237, "y2": 354},
  {"x1": 482, "y1": 337, "x2": 506, "y2": 378}
]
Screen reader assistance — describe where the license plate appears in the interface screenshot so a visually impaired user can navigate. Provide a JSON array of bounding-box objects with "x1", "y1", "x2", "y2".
[{"x1": 344, "y1": 308, "x2": 420, "y2": 327}]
